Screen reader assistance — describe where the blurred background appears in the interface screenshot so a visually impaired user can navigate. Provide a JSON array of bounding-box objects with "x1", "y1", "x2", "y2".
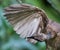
[{"x1": 0, "y1": 0, "x2": 60, "y2": 50}]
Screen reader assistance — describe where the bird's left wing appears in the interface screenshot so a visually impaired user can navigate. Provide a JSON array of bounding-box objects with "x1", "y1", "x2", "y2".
[{"x1": 4, "y1": 4, "x2": 48, "y2": 39}]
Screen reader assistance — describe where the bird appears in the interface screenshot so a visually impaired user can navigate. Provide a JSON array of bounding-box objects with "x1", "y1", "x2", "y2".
[{"x1": 4, "y1": 3, "x2": 60, "y2": 50}]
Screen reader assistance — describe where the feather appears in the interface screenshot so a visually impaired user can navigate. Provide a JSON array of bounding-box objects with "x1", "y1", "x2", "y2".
[{"x1": 4, "y1": 4, "x2": 48, "y2": 39}]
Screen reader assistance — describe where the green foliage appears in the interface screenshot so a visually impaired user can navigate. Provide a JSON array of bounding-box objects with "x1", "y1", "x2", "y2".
[
  {"x1": 0, "y1": 0, "x2": 60, "y2": 50},
  {"x1": 47, "y1": 0, "x2": 60, "y2": 13}
]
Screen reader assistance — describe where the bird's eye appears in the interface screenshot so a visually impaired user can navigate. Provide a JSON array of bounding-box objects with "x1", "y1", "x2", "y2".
[
  {"x1": 47, "y1": 32, "x2": 51, "y2": 35},
  {"x1": 46, "y1": 32, "x2": 52, "y2": 39}
]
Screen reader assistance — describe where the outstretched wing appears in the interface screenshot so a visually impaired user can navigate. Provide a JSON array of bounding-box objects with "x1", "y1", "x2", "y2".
[{"x1": 4, "y1": 4, "x2": 48, "y2": 38}]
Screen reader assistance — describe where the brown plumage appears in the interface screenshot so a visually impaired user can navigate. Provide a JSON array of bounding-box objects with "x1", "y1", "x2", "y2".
[{"x1": 4, "y1": 4, "x2": 60, "y2": 50}]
